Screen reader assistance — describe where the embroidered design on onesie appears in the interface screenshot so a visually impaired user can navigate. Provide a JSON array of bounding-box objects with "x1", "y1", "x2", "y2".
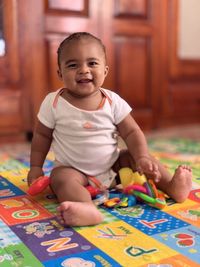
[{"x1": 83, "y1": 121, "x2": 95, "y2": 129}]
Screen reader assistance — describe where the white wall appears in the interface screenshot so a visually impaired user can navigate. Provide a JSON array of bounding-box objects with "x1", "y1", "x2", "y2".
[{"x1": 178, "y1": 0, "x2": 200, "y2": 59}]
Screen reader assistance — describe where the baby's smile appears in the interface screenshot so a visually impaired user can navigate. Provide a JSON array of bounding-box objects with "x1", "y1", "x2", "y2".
[{"x1": 77, "y1": 78, "x2": 93, "y2": 83}]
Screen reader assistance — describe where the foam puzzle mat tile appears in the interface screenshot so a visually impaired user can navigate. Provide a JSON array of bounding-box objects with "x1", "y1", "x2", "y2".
[{"x1": 0, "y1": 138, "x2": 200, "y2": 266}]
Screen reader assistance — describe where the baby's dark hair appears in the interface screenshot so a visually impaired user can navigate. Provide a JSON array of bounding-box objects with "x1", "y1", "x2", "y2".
[{"x1": 57, "y1": 32, "x2": 106, "y2": 68}]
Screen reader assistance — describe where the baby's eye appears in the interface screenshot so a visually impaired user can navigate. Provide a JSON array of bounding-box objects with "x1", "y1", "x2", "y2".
[
  {"x1": 89, "y1": 61, "x2": 98, "y2": 66},
  {"x1": 67, "y1": 63, "x2": 77, "y2": 68}
]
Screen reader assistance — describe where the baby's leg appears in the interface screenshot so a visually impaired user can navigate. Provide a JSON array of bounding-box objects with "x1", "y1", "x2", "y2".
[
  {"x1": 50, "y1": 167, "x2": 103, "y2": 226},
  {"x1": 154, "y1": 161, "x2": 192, "y2": 203},
  {"x1": 112, "y1": 150, "x2": 192, "y2": 203}
]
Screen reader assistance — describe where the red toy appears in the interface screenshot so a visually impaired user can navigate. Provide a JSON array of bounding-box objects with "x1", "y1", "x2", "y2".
[
  {"x1": 27, "y1": 176, "x2": 50, "y2": 196},
  {"x1": 27, "y1": 175, "x2": 102, "y2": 198},
  {"x1": 85, "y1": 185, "x2": 101, "y2": 198}
]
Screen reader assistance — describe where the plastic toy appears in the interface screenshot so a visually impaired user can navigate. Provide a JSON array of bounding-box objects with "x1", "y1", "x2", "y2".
[
  {"x1": 123, "y1": 184, "x2": 147, "y2": 195},
  {"x1": 27, "y1": 176, "x2": 50, "y2": 196},
  {"x1": 27, "y1": 175, "x2": 102, "y2": 197},
  {"x1": 119, "y1": 167, "x2": 147, "y2": 187},
  {"x1": 119, "y1": 167, "x2": 166, "y2": 209},
  {"x1": 109, "y1": 189, "x2": 123, "y2": 199},
  {"x1": 93, "y1": 190, "x2": 109, "y2": 206},
  {"x1": 116, "y1": 197, "x2": 129, "y2": 207},
  {"x1": 133, "y1": 191, "x2": 166, "y2": 209},
  {"x1": 144, "y1": 179, "x2": 158, "y2": 198},
  {"x1": 104, "y1": 197, "x2": 121, "y2": 208},
  {"x1": 87, "y1": 169, "x2": 166, "y2": 209},
  {"x1": 85, "y1": 185, "x2": 101, "y2": 198},
  {"x1": 127, "y1": 195, "x2": 137, "y2": 206}
]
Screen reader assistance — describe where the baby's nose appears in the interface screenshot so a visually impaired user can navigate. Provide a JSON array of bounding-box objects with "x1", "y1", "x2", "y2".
[{"x1": 79, "y1": 63, "x2": 89, "y2": 73}]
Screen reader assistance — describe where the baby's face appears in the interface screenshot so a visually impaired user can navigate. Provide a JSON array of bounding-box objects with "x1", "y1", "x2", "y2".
[{"x1": 58, "y1": 38, "x2": 108, "y2": 98}]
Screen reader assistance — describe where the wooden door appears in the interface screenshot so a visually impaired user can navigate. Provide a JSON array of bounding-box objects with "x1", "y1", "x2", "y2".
[
  {"x1": 0, "y1": 0, "x2": 24, "y2": 138},
  {"x1": 0, "y1": 0, "x2": 48, "y2": 140},
  {"x1": 99, "y1": 0, "x2": 164, "y2": 130}
]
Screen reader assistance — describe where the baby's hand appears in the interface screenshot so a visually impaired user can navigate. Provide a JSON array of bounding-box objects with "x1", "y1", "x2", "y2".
[
  {"x1": 27, "y1": 167, "x2": 44, "y2": 186},
  {"x1": 136, "y1": 156, "x2": 161, "y2": 183}
]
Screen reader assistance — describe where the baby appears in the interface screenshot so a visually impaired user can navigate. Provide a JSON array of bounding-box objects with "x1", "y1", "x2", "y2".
[{"x1": 27, "y1": 32, "x2": 192, "y2": 227}]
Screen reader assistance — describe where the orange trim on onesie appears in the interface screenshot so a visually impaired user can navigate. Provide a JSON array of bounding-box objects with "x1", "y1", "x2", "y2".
[
  {"x1": 53, "y1": 88, "x2": 64, "y2": 108},
  {"x1": 53, "y1": 88, "x2": 112, "y2": 109},
  {"x1": 100, "y1": 88, "x2": 112, "y2": 106}
]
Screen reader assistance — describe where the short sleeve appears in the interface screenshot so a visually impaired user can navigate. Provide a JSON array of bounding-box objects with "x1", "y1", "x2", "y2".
[
  {"x1": 110, "y1": 91, "x2": 132, "y2": 125},
  {"x1": 37, "y1": 93, "x2": 55, "y2": 129}
]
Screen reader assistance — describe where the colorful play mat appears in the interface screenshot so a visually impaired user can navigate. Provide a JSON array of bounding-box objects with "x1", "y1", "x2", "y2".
[{"x1": 0, "y1": 138, "x2": 200, "y2": 266}]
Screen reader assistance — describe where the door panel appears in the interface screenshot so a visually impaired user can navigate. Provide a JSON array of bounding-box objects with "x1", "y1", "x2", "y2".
[
  {"x1": 0, "y1": 0, "x2": 23, "y2": 135},
  {"x1": 100, "y1": 0, "x2": 162, "y2": 129},
  {"x1": 114, "y1": 36, "x2": 150, "y2": 109},
  {"x1": 114, "y1": 0, "x2": 148, "y2": 18}
]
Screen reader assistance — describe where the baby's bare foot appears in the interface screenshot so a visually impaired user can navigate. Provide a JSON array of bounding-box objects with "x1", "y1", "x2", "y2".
[
  {"x1": 57, "y1": 201, "x2": 104, "y2": 227},
  {"x1": 168, "y1": 165, "x2": 192, "y2": 203}
]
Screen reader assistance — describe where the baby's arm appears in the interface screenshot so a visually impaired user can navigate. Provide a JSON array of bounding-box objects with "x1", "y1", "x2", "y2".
[
  {"x1": 117, "y1": 114, "x2": 161, "y2": 181},
  {"x1": 27, "y1": 120, "x2": 53, "y2": 186}
]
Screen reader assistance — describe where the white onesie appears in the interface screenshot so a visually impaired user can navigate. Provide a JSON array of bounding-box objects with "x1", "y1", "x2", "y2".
[{"x1": 37, "y1": 88, "x2": 132, "y2": 185}]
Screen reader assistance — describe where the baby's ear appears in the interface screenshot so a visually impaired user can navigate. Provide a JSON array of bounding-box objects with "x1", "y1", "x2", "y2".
[
  {"x1": 57, "y1": 69, "x2": 62, "y2": 80},
  {"x1": 105, "y1": 66, "x2": 109, "y2": 76}
]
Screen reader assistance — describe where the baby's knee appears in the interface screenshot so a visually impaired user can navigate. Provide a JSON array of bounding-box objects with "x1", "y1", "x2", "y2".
[{"x1": 50, "y1": 166, "x2": 87, "y2": 188}]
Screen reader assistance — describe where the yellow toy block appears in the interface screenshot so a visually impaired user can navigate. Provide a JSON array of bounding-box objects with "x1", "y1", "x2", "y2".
[
  {"x1": 119, "y1": 167, "x2": 147, "y2": 188},
  {"x1": 132, "y1": 171, "x2": 147, "y2": 185}
]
